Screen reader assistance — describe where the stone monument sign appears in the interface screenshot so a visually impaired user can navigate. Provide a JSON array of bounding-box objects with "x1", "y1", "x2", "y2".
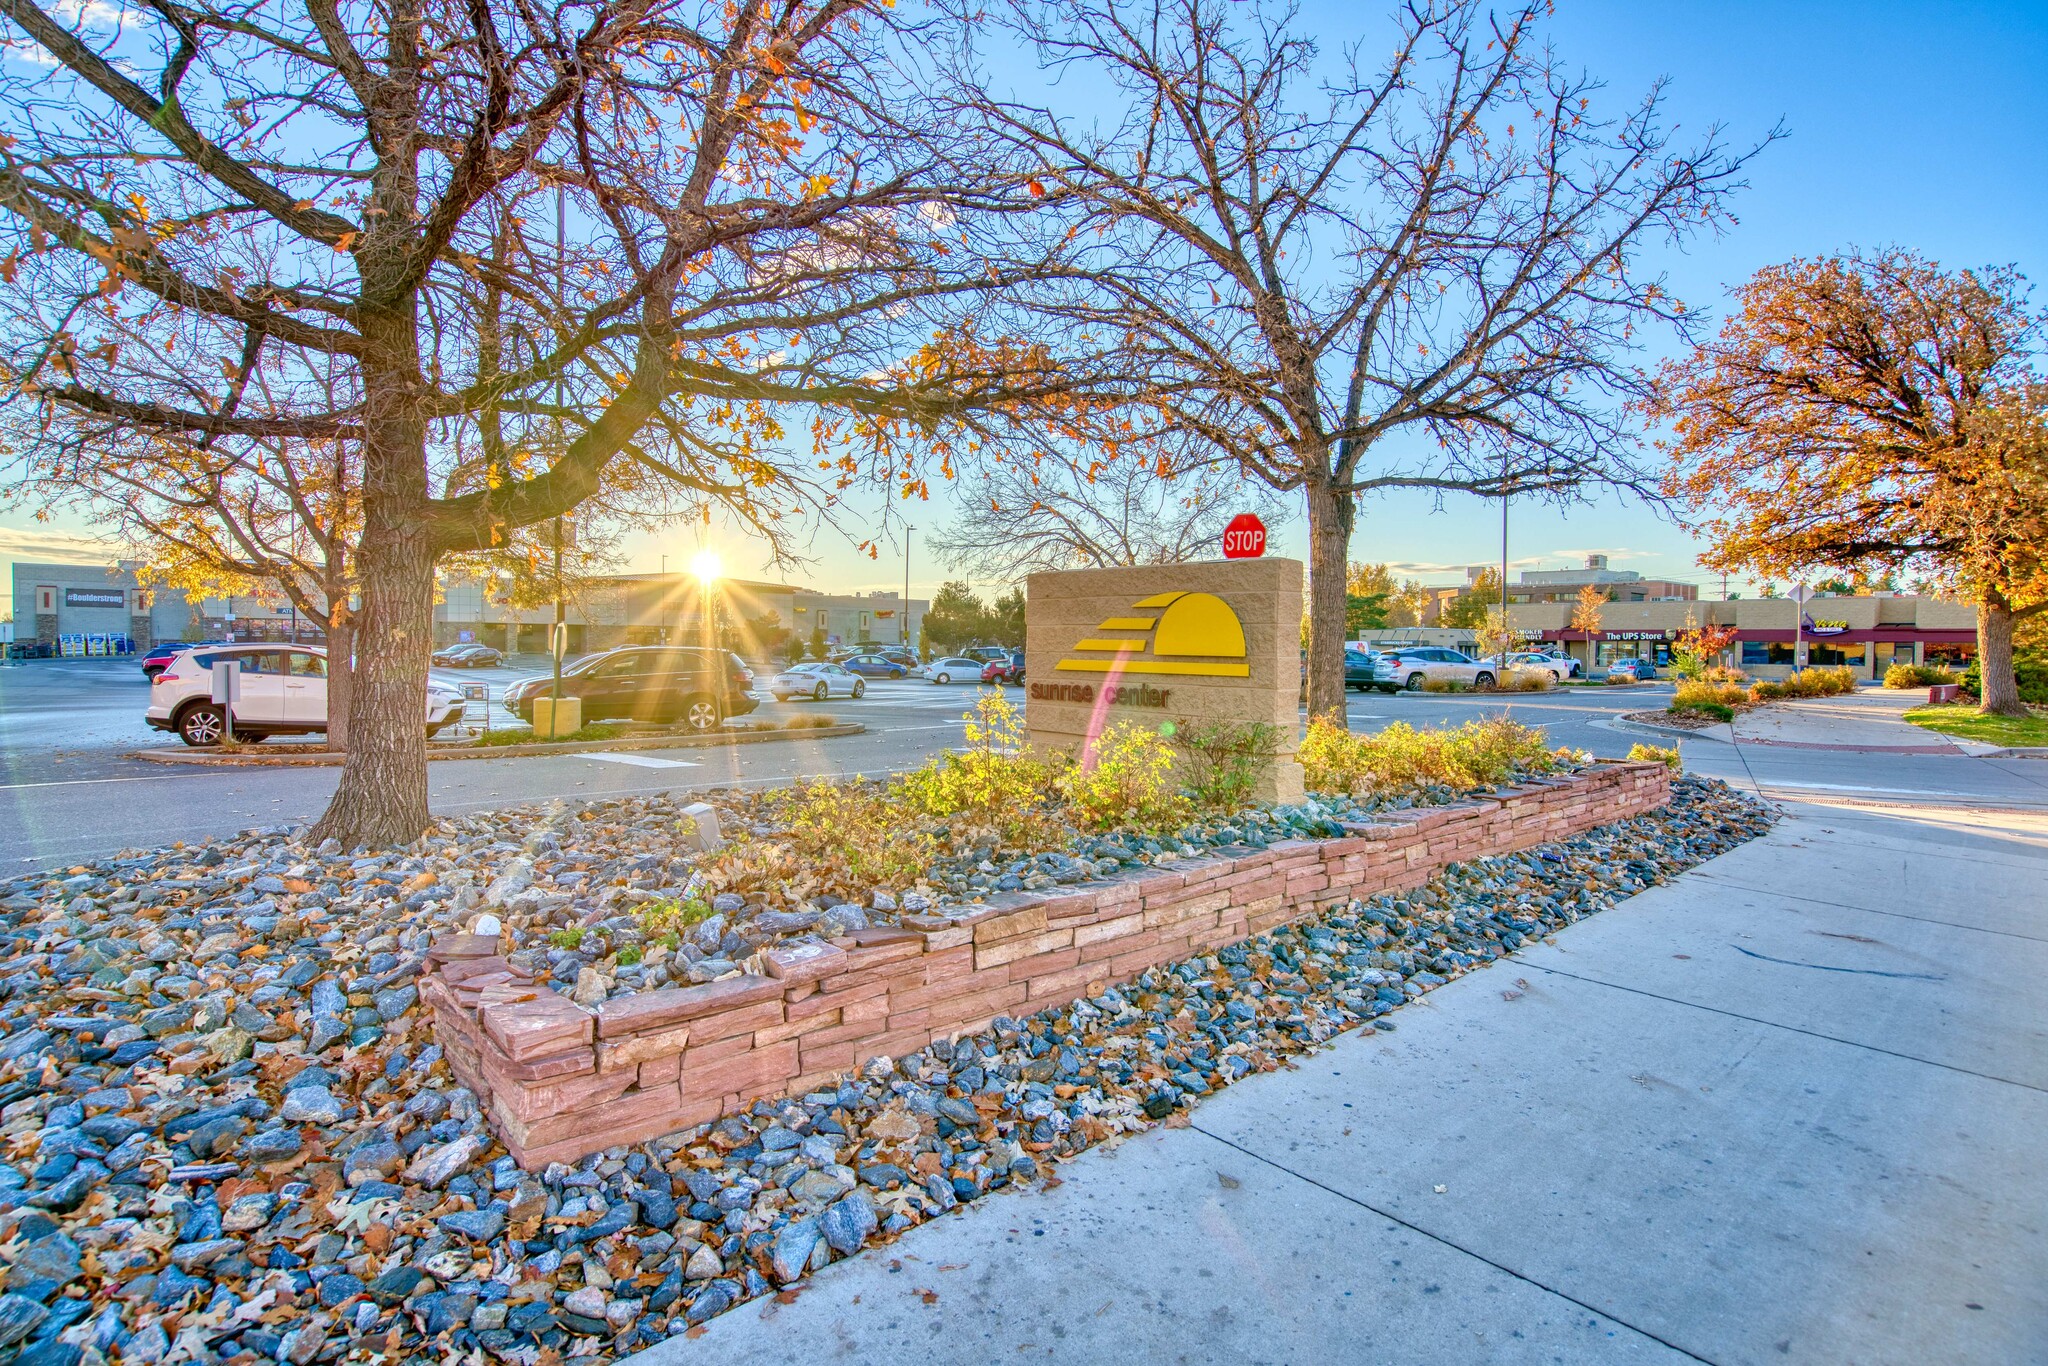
[{"x1": 1023, "y1": 558, "x2": 1305, "y2": 803}]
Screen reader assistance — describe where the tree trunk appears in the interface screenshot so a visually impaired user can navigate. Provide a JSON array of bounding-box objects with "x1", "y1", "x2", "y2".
[
  {"x1": 1303, "y1": 478, "x2": 1354, "y2": 725},
  {"x1": 1978, "y1": 593, "x2": 2026, "y2": 717},
  {"x1": 310, "y1": 310, "x2": 433, "y2": 848},
  {"x1": 325, "y1": 613, "x2": 354, "y2": 753}
]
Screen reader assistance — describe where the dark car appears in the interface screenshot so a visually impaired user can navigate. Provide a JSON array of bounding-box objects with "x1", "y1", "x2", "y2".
[
  {"x1": 962, "y1": 645, "x2": 1012, "y2": 665},
  {"x1": 141, "y1": 640, "x2": 222, "y2": 679},
  {"x1": 840, "y1": 652, "x2": 908, "y2": 679},
  {"x1": 501, "y1": 646, "x2": 757, "y2": 731},
  {"x1": 1343, "y1": 648, "x2": 1377, "y2": 691},
  {"x1": 433, "y1": 643, "x2": 503, "y2": 668}
]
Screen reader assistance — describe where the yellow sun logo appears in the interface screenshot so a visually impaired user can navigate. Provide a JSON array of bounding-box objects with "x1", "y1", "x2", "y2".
[{"x1": 1054, "y1": 591, "x2": 1250, "y2": 677}]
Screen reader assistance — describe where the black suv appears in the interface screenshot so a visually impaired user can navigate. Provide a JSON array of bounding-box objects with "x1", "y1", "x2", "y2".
[{"x1": 502, "y1": 646, "x2": 757, "y2": 730}]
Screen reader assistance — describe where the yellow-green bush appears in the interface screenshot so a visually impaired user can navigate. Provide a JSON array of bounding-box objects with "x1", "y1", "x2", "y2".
[
  {"x1": 1060, "y1": 721, "x2": 1187, "y2": 832},
  {"x1": 1300, "y1": 715, "x2": 1557, "y2": 796},
  {"x1": 1702, "y1": 665, "x2": 1748, "y2": 685},
  {"x1": 1751, "y1": 666, "x2": 1859, "y2": 701},
  {"x1": 895, "y1": 689, "x2": 1059, "y2": 841},
  {"x1": 1884, "y1": 662, "x2": 1959, "y2": 689},
  {"x1": 1498, "y1": 667, "x2": 1554, "y2": 692},
  {"x1": 1671, "y1": 680, "x2": 1750, "y2": 716},
  {"x1": 1627, "y1": 742, "x2": 1682, "y2": 772}
]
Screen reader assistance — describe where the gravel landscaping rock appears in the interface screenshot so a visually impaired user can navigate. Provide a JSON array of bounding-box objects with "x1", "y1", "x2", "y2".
[{"x1": 0, "y1": 775, "x2": 1766, "y2": 1358}]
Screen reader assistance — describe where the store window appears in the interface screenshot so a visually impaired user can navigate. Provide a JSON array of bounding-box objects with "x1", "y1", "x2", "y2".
[
  {"x1": 1741, "y1": 641, "x2": 1795, "y2": 666},
  {"x1": 1925, "y1": 644, "x2": 1975, "y2": 666},
  {"x1": 1808, "y1": 642, "x2": 1867, "y2": 666}
]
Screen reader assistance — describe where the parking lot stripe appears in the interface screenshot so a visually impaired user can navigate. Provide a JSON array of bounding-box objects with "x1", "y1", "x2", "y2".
[{"x1": 573, "y1": 753, "x2": 701, "y2": 769}]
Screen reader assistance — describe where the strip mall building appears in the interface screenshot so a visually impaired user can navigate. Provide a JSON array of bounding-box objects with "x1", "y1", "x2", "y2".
[{"x1": 1504, "y1": 595, "x2": 1978, "y2": 680}]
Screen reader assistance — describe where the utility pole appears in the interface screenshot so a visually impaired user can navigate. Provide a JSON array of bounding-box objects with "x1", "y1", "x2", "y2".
[{"x1": 903, "y1": 528, "x2": 916, "y2": 648}]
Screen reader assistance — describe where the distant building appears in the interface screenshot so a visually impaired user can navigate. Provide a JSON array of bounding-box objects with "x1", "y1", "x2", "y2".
[
  {"x1": 1507, "y1": 593, "x2": 1976, "y2": 680},
  {"x1": 9, "y1": 561, "x2": 322, "y2": 650},
  {"x1": 433, "y1": 572, "x2": 925, "y2": 657},
  {"x1": 1418, "y1": 554, "x2": 1697, "y2": 625}
]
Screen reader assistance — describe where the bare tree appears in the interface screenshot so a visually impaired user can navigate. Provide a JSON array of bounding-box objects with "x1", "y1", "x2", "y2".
[
  {"x1": 944, "y1": 0, "x2": 1769, "y2": 718},
  {"x1": 0, "y1": 0, "x2": 1065, "y2": 844},
  {"x1": 931, "y1": 448, "x2": 1284, "y2": 579}
]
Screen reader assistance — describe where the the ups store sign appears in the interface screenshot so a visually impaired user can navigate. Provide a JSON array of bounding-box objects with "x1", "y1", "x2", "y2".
[{"x1": 1024, "y1": 558, "x2": 1305, "y2": 802}]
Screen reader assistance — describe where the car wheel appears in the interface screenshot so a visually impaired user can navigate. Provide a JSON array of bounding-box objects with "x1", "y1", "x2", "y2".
[
  {"x1": 1474, "y1": 672, "x2": 1496, "y2": 691},
  {"x1": 177, "y1": 703, "x2": 227, "y2": 746},
  {"x1": 682, "y1": 693, "x2": 721, "y2": 731},
  {"x1": 852, "y1": 680, "x2": 865, "y2": 699},
  {"x1": 1405, "y1": 673, "x2": 1426, "y2": 691},
  {"x1": 812, "y1": 681, "x2": 829, "y2": 701},
  {"x1": 891, "y1": 669, "x2": 904, "y2": 679},
  {"x1": 1377, "y1": 684, "x2": 1397, "y2": 694}
]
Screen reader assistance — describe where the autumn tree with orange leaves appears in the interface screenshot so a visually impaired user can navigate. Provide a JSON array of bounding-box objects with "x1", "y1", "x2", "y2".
[
  {"x1": 1654, "y1": 250, "x2": 2047, "y2": 715},
  {"x1": 0, "y1": 0, "x2": 1074, "y2": 844}
]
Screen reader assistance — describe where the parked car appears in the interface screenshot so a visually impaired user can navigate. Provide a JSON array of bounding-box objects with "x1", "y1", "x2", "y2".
[
  {"x1": 500, "y1": 645, "x2": 756, "y2": 730},
  {"x1": 839, "y1": 652, "x2": 908, "y2": 679},
  {"x1": 922, "y1": 656, "x2": 985, "y2": 684},
  {"x1": 1494, "y1": 650, "x2": 1581, "y2": 681},
  {"x1": 875, "y1": 648, "x2": 920, "y2": 668},
  {"x1": 1343, "y1": 647, "x2": 1379, "y2": 691},
  {"x1": 768, "y1": 661, "x2": 866, "y2": 701},
  {"x1": 147, "y1": 645, "x2": 464, "y2": 746},
  {"x1": 1606, "y1": 657, "x2": 1659, "y2": 681},
  {"x1": 140, "y1": 640, "x2": 223, "y2": 679},
  {"x1": 961, "y1": 645, "x2": 1012, "y2": 665},
  {"x1": 981, "y1": 650, "x2": 1026, "y2": 684},
  {"x1": 433, "y1": 643, "x2": 503, "y2": 668},
  {"x1": 1370, "y1": 646, "x2": 1497, "y2": 693}
]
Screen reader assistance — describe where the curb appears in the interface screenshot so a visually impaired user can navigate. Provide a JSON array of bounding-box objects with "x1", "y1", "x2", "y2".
[
  {"x1": 128, "y1": 722, "x2": 866, "y2": 767},
  {"x1": 1603, "y1": 714, "x2": 1733, "y2": 744}
]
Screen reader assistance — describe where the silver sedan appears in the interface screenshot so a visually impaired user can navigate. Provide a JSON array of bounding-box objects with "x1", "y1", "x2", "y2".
[{"x1": 767, "y1": 661, "x2": 866, "y2": 701}]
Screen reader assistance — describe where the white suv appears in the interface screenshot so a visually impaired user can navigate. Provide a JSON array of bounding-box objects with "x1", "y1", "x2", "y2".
[
  {"x1": 1371, "y1": 647, "x2": 1496, "y2": 693},
  {"x1": 145, "y1": 644, "x2": 465, "y2": 746}
]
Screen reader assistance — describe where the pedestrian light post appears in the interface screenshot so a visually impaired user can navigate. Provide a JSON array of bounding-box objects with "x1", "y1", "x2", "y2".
[{"x1": 1790, "y1": 582, "x2": 1809, "y2": 674}]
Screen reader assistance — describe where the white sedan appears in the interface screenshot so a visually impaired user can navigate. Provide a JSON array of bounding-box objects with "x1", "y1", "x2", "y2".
[
  {"x1": 1507, "y1": 651, "x2": 1583, "y2": 680},
  {"x1": 767, "y1": 661, "x2": 866, "y2": 702},
  {"x1": 145, "y1": 644, "x2": 465, "y2": 745},
  {"x1": 920, "y1": 656, "x2": 985, "y2": 684}
]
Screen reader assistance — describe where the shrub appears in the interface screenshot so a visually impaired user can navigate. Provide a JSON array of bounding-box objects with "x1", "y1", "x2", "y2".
[
  {"x1": 1061, "y1": 721, "x2": 1187, "y2": 832},
  {"x1": 1627, "y1": 742, "x2": 1682, "y2": 772},
  {"x1": 1960, "y1": 650, "x2": 2048, "y2": 704},
  {"x1": 1420, "y1": 677, "x2": 1470, "y2": 693},
  {"x1": 777, "y1": 712, "x2": 842, "y2": 730},
  {"x1": 1300, "y1": 715, "x2": 1556, "y2": 796},
  {"x1": 547, "y1": 926, "x2": 585, "y2": 949},
  {"x1": 1603, "y1": 672, "x2": 1638, "y2": 685},
  {"x1": 1752, "y1": 666, "x2": 1859, "y2": 701},
  {"x1": 895, "y1": 689, "x2": 1058, "y2": 841},
  {"x1": 1883, "y1": 662, "x2": 1959, "y2": 689},
  {"x1": 614, "y1": 944, "x2": 644, "y2": 967},
  {"x1": 1169, "y1": 719, "x2": 1283, "y2": 812},
  {"x1": 1497, "y1": 667, "x2": 1554, "y2": 692},
  {"x1": 1702, "y1": 665, "x2": 1748, "y2": 685},
  {"x1": 1670, "y1": 680, "x2": 1749, "y2": 719}
]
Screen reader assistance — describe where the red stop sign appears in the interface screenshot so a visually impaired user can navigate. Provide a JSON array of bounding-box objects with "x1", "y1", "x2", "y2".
[{"x1": 1221, "y1": 513, "x2": 1267, "y2": 559}]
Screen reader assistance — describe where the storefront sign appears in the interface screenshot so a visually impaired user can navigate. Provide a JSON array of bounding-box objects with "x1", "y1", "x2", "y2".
[
  {"x1": 1026, "y1": 558, "x2": 1303, "y2": 801},
  {"x1": 1599, "y1": 629, "x2": 1673, "y2": 642},
  {"x1": 1803, "y1": 616, "x2": 1849, "y2": 636},
  {"x1": 63, "y1": 587, "x2": 126, "y2": 609}
]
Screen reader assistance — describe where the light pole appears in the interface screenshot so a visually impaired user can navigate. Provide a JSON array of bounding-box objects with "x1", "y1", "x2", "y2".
[
  {"x1": 902, "y1": 526, "x2": 915, "y2": 649},
  {"x1": 692, "y1": 549, "x2": 721, "y2": 658}
]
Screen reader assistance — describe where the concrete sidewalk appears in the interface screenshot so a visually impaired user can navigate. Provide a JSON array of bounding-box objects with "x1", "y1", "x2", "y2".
[
  {"x1": 1730, "y1": 686, "x2": 1962, "y2": 752},
  {"x1": 632, "y1": 799, "x2": 2048, "y2": 1366}
]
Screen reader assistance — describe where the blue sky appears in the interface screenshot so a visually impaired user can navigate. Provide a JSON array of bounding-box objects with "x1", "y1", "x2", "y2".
[{"x1": 4, "y1": 0, "x2": 2044, "y2": 610}]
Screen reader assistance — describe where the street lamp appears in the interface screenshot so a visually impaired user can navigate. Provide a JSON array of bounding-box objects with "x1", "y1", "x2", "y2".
[{"x1": 692, "y1": 550, "x2": 721, "y2": 656}]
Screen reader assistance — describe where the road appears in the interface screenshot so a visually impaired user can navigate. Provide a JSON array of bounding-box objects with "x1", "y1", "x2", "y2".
[{"x1": 0, "y1": 658, "x2": 1674, "y2": 868}]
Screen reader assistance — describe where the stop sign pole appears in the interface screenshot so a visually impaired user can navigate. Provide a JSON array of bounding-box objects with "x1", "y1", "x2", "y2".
[{"x1": 1222, "y1": 513, "x2": 1267, "y2": 559}]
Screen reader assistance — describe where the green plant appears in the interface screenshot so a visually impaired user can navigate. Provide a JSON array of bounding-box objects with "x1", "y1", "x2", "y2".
[
  {"x1": 1884, "y1": 662, "x2": 1960, "y2": 689},
  {"x1": 1960, "y1": 649, "x2": 2048, "y2": 704},
  {"x1": 1752, "y1": 665, "x2": 1859, "y2": 701},
  {"x1": 1168, "y1": 719, "x2": 1282, "y2": 811},
  {"x1": 547, "y1": 926, "x2": 585, "y2": 949},
  {"x1": 1300, "y1": 716, "x2": 1556, "y2": 796},
  {"x1": 1627, "y1": 742, "x2": 1682, "y2": 772},
  {"x1": 1061, "y1": 721, "x2": 1187, "y2": 832},
  {"x1": 637, "y1": 895, "x2": 714, "y2": 938},
  {"x1": 1671, "y1": 680, "x2": 1750, "y2": 717},
  {"x1": 614, "y1": 944, "x2": 644, "y2": 967},
  {"x1": 895, "y1": 689, "x2": 1058, "y2": 840}
]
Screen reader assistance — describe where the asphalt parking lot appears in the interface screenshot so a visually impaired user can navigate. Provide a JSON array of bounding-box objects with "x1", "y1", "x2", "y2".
[{"x1": 0, "y1": 656, "x2": 1671, "y2": 867}]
